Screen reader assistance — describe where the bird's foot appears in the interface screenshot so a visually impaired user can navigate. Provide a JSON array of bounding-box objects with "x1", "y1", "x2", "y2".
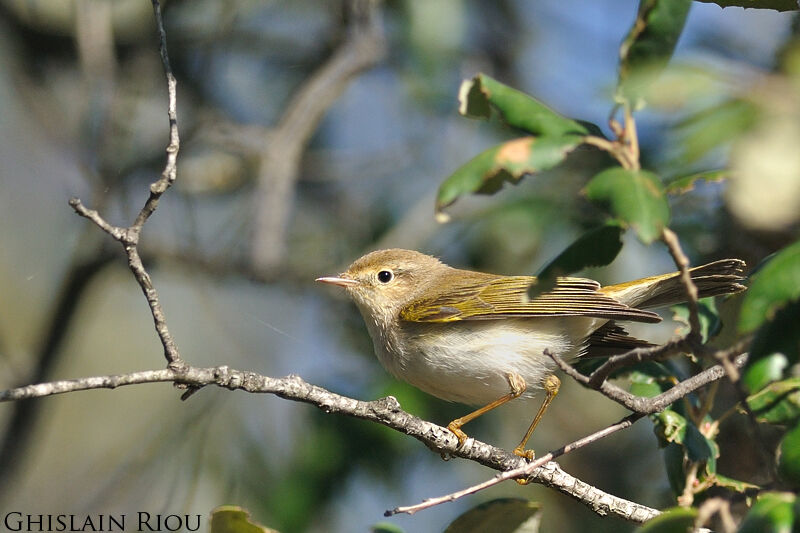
[
  {"x1": 447, "y1": 422, "x2": 468, "y2": 449},
  {"x1": 513, "y1": 447, "x2": 535, "y2": 485}
]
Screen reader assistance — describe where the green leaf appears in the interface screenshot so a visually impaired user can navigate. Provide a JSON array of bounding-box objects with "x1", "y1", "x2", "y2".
[
  {"x1": 663, "y1": 442, "x2": 686, "y2": 496},
  {"x1": 745, "y1": 378, "x2": 800, "y2": 424},
  {"x1": 371, "y1": 523, "x2": 406, "y2": 533},
  {"x1": 634, "y1": 506, "x2": 696, "y2": 533},
  {"x1": 443, "y1": 498, "x2": 542, "y2": 533},
  {"x1": 684, "y1": 422, "x2": 715, "y2": 464},
  {"x1": 435, "y1": 135, "x2": 583, "y2": 217},
  {"x1": 210, "y1": 506, "x2": 277, "y2": 533},
  {"x1": 584, "y1": 167, "x2": 670, "y2": 244},
  {"x1": 738, "y1": 492, "x2": 796, "y2": 533},
  {"x1": 630, "y1": 370, "x2": 664, "y2": 398},
  {"x1": 749, "y1": 300, "x2": 800, "y2": 363},
  {"x1": 671, "y1": 298, "x2": 721, "y2": 344},
  {"x1": 617, "y1": 0, "x2": 692, "y2": 104},
  {"x1": 778, "y1": 423, "x2": 800, "y2": 487},
  {"x1": 739, "y1": 239, "x2": 800, "y2": 333},
  {"x1": 704, "y1": 433, "x2": 720, "y2": 477},
  {"x1": 458, "y1": 74, "x2": 588, "y2": 137},
  {"x1": 743, "y1": 353, "x2": 789, "y2": 393},
  {"x1": 535, "y1": 223, "x2": 624, "y2": 289},
  {"x1": 664, "y1": 169, "x2": 727, "y2": 195},
  {"x1": 712, "y1": 474, "x2": 759, "y2": 494},
  {"x1": 653, "y1": 409, "x2": 687, "y2": 445}
]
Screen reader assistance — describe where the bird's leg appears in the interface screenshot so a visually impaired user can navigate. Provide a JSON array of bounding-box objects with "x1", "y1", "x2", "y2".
[
  {"x1": 514, "y1": 374, "x2": 560, "y2": 460},
  {"x1": 447, "y1": 372, "x2": 526, "y2": 448}
]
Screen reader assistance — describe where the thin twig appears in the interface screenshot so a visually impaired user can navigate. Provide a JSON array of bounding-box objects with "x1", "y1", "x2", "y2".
[
  {"x1": 68, "y1": 199, "x2": 126, "y2": 240},
  {"x1": 695, "y1": 497, "x2": 737, "y2": 533},
  {"x1": 661, "y1": 228, "x2": 702, "y2": 344},
  {"x1": 388, "y1": 413, "x2": 653, "y2": 519},
  {"x1": 582, "y1": 135, "x2": 618, "y2": 154},
  {"x1": 69, "y1": 0, "x2": 184, "y2": 369},
  {"x1": 584, "y1": 106, "x2": 641, "y2": 170},
  {"x1": 583, "y1": 135, "x2": 635, "y2": 170},
  {"x1": 549, "y1": 350, "x2": 749, "y2": 414},
  {"x1": 133, "y1": 0, "x2": 180, "y2": 232},
  {"x1": 677, "y1": 462, "x2": 700, "y2": 506},
  {"x1": 0, "y1": 370, "x2": 176, "y2": 400},
  {"x1": 587, "y1": 337, "x2": 690, "y2": 388},
  {"x1": 623, "y1": 104, "x2": 640, "y2": 170}
]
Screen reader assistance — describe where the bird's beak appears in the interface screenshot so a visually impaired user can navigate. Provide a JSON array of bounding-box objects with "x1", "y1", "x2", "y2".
[{"x1": 316, "y1": 275, "x2": 358, "y2": 288}]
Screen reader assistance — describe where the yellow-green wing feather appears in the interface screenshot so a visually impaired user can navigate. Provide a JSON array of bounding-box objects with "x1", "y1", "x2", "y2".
[{"x1": 400, "y1": 273, "x2": 661, "y2": 323}]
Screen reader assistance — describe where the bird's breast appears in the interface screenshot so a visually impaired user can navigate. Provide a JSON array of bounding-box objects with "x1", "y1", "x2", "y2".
[{"x1": 367, "y1": 317, "x2": 597, "y2": 405}]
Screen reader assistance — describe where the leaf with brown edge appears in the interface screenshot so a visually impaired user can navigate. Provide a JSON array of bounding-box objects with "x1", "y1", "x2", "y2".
[
  {"x1": 436, "y1": 135, "x2": 583, "y2": 218},
  {"x1": 665, "y1": 169, "x2": 728, "y2": 195},
  {"x1": 459, "y1": 74, "x2": 589, "y2": 137}
]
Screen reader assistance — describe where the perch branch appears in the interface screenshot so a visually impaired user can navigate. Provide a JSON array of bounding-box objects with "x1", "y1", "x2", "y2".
[
  {"x1": 0, "y1": 367, "x2": 657, "y2": 523},
  {"x1": 388, "y1": 412, "x2": 654, "y2": 520}
]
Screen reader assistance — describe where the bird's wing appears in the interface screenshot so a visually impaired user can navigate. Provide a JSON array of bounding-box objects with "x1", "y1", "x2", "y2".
[{"x1": 399, "y1": 274, "x2": 662, "y2": 323}]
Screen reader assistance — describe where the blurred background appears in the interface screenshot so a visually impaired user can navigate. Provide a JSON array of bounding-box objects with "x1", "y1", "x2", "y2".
[{"x1": 0, "y1": 1, "x2": 798, "y2": 532}]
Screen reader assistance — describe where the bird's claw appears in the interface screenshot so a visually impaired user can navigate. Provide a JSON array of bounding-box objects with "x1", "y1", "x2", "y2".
[
  {"x1": 513, "y1": 447, "x2": 535, "y2": 485},
  {"x1": 447, "y1": 422, "x2": 468, "y2": 449}
]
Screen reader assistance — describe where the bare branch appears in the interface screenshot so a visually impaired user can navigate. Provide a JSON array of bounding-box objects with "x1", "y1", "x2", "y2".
[
  {"x1": 133, "y1": 0, "x2": 180, "y2": 232},
  {"x1": 0, "y1": 370, "x2": 176, "y2": 401},
  {"x1": 68, "y1": 198, "x2": 127, "y2": 241},
  {"x1": 0, "y1": 367, "x2": 656, "y2": 523}
]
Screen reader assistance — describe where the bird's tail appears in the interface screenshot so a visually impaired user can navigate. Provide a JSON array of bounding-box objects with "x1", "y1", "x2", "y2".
[{"x1": 600, "y1": 259, "x2": 747, "y2": 310}]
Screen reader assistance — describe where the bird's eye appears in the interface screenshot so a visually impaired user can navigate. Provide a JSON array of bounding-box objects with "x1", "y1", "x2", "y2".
[{"x1": 377, "y1": 270, "x2": 393, "y2": 283}]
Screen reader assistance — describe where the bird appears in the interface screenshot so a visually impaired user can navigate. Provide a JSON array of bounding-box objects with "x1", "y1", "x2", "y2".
[{"x1": 317, "y1": 249, "x2": 746, "y2": 459}]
